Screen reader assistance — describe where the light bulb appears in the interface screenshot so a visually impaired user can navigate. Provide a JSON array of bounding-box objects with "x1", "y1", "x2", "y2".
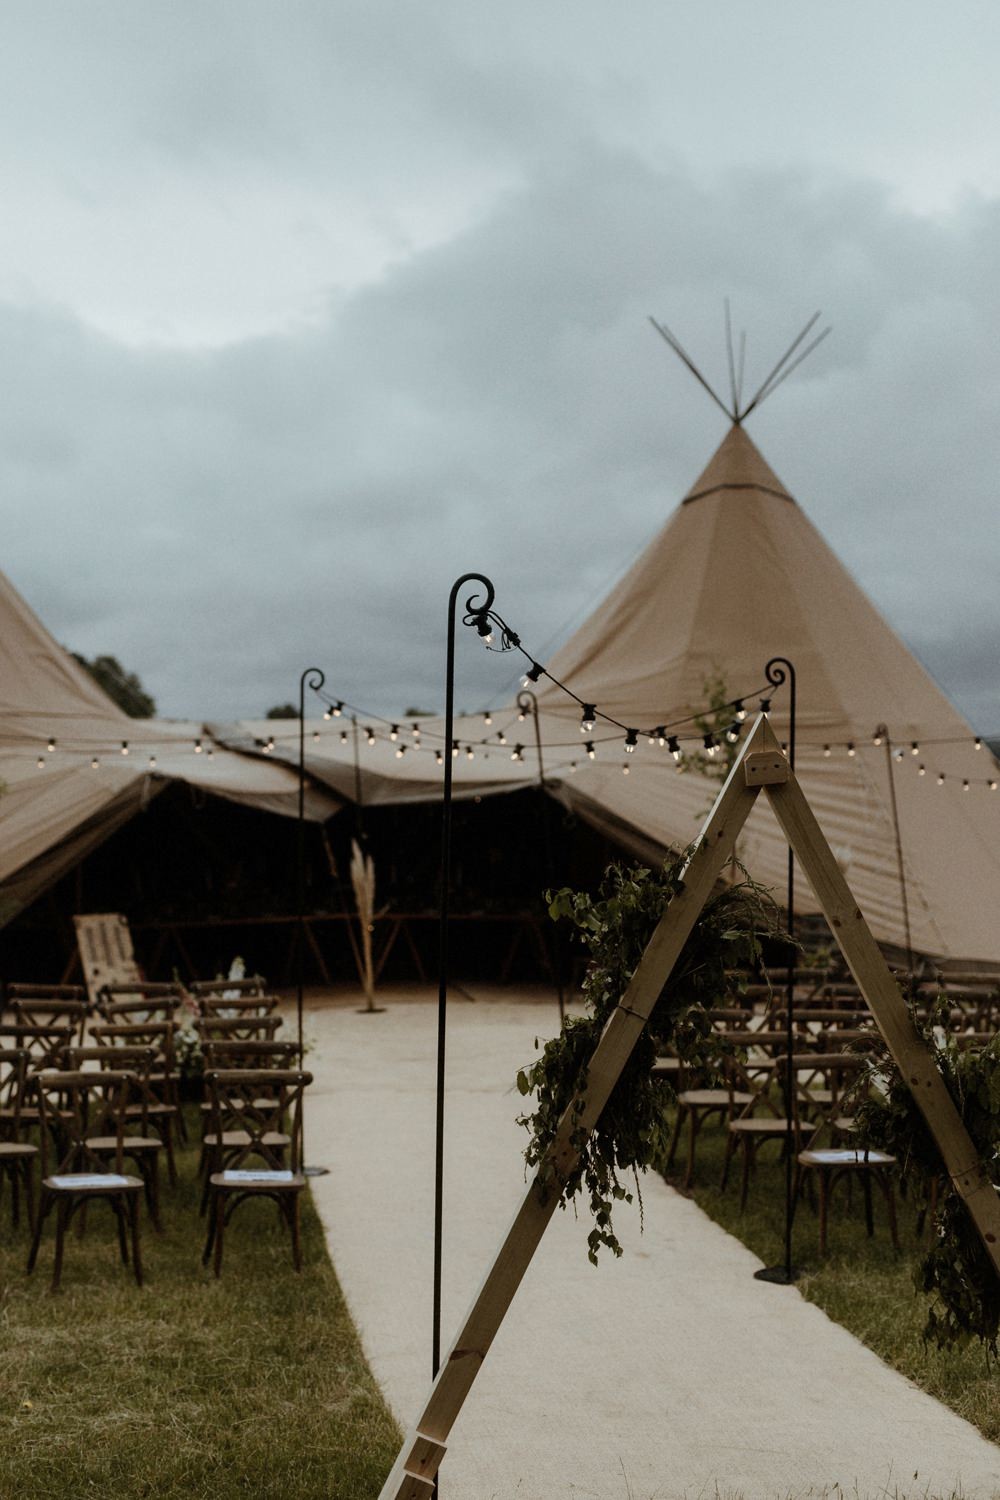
[
  {"x1": 894, "y1": 748, "x2": 904, "y2": 762},
  {"x1": 963, "y1": 779, "x2": 970, "y2": 791},
  {"x1": 759, "y1": 697, "x2": 772, "y2": 714},
  {"x1": 872, "y1": 730, "x2": 883, "y2": 747},
  {"x1": 569, "y1": 762, "x2": 577, "y2": 773},
  {"x1": 465, "y1": 746, "x2": 474, "y2": 760},
  {"x1": 585, "y1": 741, "x2": 596, "y2": 760},
  {"x1": 847, "y1": 743, "x2": 856, "y2": 758},
  {"x1": 121, "y1": 741, "x2": 129, "y2": 756},
  {"x1": 734, "y1": 700, "x2": 747, "y2": 722},
  {"x1": 498, "y1": 731, "x2": 507, "y2": 746},
  {"x1": 975, "y1": 737, "x2": 982, "y2": 751},
  {"x1": 517, "y1": 710, "x2": 526, "y2": 723},
  {"x1": 333, "y1": 701, "x2": 343, "y2": 718},
  {"x1": 435, "y1": 750, "x2": 443, "y2": 765},
  {"x1": 511, "y1": 744, "x2": 524, "y2": 762},
  {"x1": 194, "y1": 739, "x2": 203, "y2": 753},
  {"x1": 91, "y1": 757, "x2": 99, "y2": 770},
  {"x1": 46, "y1": 738, "x2": 55, "y2": 753},
  {"x1": 580, "y1": 705, "x2": 596, "y2": 733},
  {"x1": 989, "y1": 780, "x2": 997, "y2": 791},
  {"x1": 149, "y1": 755, "x2": 157, "y2": 768},
  {"x1": 521, "y1": 662, "x2": 543, "y2": 687},
  {"x1": 667, "y1": 736, "x2": 681, "y2": 762},
  {"x1": 823, "y1": 745, "x2": 831, "y2": 757},
  {"x1": 910, "y1": 742, "x2": 919, "y2": 756},
  {"x1": 340, "y1": 730, "x2": 348, "y2": 744},
  {"x1": 725, "y1": 722, "x2": 740, "y2": 744},
  {"x1": 411, "y1": 723, "x2": 421, "y2": 739},
  {"x1": 395, "y1": 745, "x2": 406, "y2": 759},
  {"x1": 483, "y1": 712, "x2": 492, "y2": 727},
  {"x1": 312, "y1": 731, "x2": 319, "y2": 742},
  {"x1": 36, "y1": 756, "x2": 45, "y2": 769},
  {"x1": 451, "y1": 741, "x2": 459, "y2": 758},
  {"x1": 703, "y1": 733, "x2": 717, "y2": 758},
  {"x1": 937, "y1": 773, "x2": 945, "y2": 786},
  {"x1": 622, "y1": 763, "x2": 630, "y2": 776},
  {"x1": 389, "y1": 725, "x2": 399, "y2": 742},
  {"x1": 624, "y1": 729, "x2": 638, "y2": 754},
  {"x1": 918, "y1": 764, "x2": 926, "y2": 776},
  {"x1": 323, "y1": 706, "x2": 332, "y2": 720},
  {"x1": 366, "y1": 729, "x2": 376, "y2": 746}
]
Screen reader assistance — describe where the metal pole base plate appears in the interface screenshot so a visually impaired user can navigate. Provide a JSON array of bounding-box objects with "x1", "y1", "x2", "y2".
[{"x1": 754, "y1": 1264, "x2": 801, "y2": 1285}]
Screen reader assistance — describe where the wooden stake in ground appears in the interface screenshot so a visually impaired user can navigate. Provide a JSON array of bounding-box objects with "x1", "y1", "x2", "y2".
[
  {"x1": 377, "y1": 714, "x2": 1000, "y2": 1499},
  {"x1": 350, "y1": 839, "x2": 381, "y2": 1014}
]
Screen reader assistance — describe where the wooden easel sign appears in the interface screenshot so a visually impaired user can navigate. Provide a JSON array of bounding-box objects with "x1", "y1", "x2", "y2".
[{"x1": 378, "y1": 715, "x2": 1000, "y2": 1498}]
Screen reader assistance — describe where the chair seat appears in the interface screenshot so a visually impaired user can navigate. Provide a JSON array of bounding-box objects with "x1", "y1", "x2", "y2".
[
  {"x1": 798, "y1": 1147, "x2": 895, "y2": 1168},
  {"x1": 0, "y1": 1141, "x2": 38, "y2": 1159},
  {"x1": 87, "y1": 1135, "x2": 163, "y2": 1154},
  {"x1": 729, "y1": 1117, "x2": 794, "y2": 1134},
  {"x1": 679, "y1": 1089, "x2": 753, "y2": 1108}
]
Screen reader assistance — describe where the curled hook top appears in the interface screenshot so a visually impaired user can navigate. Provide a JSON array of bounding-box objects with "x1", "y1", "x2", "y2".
[
  {"x1": 764, "y1": 657, "x2": 791, "y2": 690},
  {"x1": 463, "y1": 575, "x2": 496, "y2": 619},
  {"x1": 300, "y1": 666, "x2": 326, "y2": 694},
  {"x1": 516, "y1": 688, "x2": 538, "y2": 715}
]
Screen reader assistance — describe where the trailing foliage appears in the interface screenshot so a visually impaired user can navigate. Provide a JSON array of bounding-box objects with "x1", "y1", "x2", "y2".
[
  {"x1": 852, "y1": 1000, "x2": 1000, "y2": 1354},
  {"x1": 516, "y1": 854, "x2": 783, "y2": 1263}
]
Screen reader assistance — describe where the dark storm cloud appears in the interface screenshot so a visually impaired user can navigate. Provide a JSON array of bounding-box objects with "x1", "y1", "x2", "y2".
[{"x1": 2, "y1": 139, "x2": 998, "y2": 726}]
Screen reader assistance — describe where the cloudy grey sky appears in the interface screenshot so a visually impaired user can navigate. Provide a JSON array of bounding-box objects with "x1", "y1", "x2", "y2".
[{"x1": 2, "y1": 2, "x2": 998, "y2": 728}]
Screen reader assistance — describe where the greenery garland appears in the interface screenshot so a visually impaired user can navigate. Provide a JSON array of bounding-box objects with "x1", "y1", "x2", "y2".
[
  {"x1": 852, "y1": 1001, "x2": 1000, "y2": 1355},
  {"x1": 515, "y1": 854, "x2": 783, "y2": 1263}
]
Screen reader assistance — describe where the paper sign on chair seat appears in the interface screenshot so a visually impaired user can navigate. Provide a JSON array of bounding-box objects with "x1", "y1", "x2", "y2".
[{"x1": 221, "y1": 1169, "x2": 295, "y2": 1183}]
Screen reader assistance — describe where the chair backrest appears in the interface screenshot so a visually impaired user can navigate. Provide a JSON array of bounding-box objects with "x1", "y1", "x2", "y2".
[
  {"x1": 90, "y1": 1021, "x2": 177, "y2": 1073},
  {"x1": 0, "y1": 1047, "x2": 31, "y2": 1135},
  {"x1": 66, "y1": 1045, "x2": 157, "y2": 1133},
  {"x1": 200, "y1": 1039, "x2": 299, "y2": 1070},
  {"x1": 0, "y1": 1022, "x2": 74, "y2": 1071},
  {"x1": 197, "y1": 996, "x2": 279, "y2": 1019},
  {"x1": 188, "y1": 976, "x2": 268, "y2": 999},
  {"x1": 34, "y1": 1068, "x2": 134, "y2": 1175},
  {"x1": 194, "y1": 1015, "x2": 282, "y2": 1043},
  {"x1": 6, "y1": 983, "x2": 87, "y2": 1003},
  {"x1": 204, "y1": 1069, "x2": 311, "y2": 1172},
  {"x1": 11, "y1": 999, "x2": 89, "y2": 1043},
  {"x1": 97, "y1": 997, "x2": 183, "y2": 1025}
]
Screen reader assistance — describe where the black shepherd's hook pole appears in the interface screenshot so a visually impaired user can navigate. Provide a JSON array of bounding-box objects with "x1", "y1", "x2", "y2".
[
  {"x1": 517, "y1": 688, "x2": 564, "y2": 1022},
  {"x1": 755, "y1": 655, "x2": 799, "y2": 1286},
  {"x1": 434, "y1": 573, "x2": 496, "y2": 1398},
  {"x1": 297, "y1": 666, "x2": 325, "y2": 1070},
  {"x1": 297, "y1": 667, "x2": 330, "y2": 1179}
]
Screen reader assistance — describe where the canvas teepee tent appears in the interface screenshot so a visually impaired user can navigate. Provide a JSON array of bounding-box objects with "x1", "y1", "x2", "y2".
[
  {"x1": 0, "y1": 568, "x2": 339, "y2": 926},
  {"x1": 227, "y1": 323, "x2": 998, "y2": 965}
]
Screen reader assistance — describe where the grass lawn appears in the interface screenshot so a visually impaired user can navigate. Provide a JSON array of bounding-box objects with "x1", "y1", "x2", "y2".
[
  {"x1": 661, "y1": 1111, "x2": 1000, "y2": 1445},
  {"x1": 0, "y1": 1109, "x2": 400, "y2": 1499}
]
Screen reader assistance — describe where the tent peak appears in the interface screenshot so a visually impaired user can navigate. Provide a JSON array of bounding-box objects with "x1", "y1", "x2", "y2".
[
  {"x1": 649, "y1": 303, "x2": 831, "y2": 425},
  {"x1": 682, "y1": 423, "x2": 795, "y2": 507}
]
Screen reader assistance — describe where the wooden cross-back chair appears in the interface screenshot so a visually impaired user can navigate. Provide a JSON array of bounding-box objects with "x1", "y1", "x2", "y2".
[
  {"x1": 196, "y1": 1040, "x2": 300, "y2": 1145},
  {"x1": 27, "y1": 1069, "x2": 145, "y2": 1291},
  {"x1": 0, "y1": 1048, "x2": 39, "y2": 1231},
  {"x1": 65, "y1": 1046, "x2": 164, "y2": 1230},
  {"x1": 201, "y1": 1068, "x2": 312, "y2": 1275},
  {"x1": 90, "y1": 1021, "x2": 182, "y2": 1177},
  {"x1": 0, "y1": 1024, "x2": 75, "y2": 1130}
]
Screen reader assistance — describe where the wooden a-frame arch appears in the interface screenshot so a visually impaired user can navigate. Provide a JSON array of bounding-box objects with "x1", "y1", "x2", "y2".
[{"x1": 380, "y1": 714, "x2": 1000, "y2": 1498}]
